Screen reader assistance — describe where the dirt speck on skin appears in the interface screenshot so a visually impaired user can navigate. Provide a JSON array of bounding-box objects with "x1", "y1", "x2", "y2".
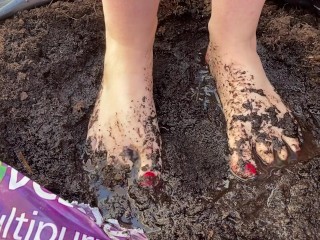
[{"x1": 0, "y1": 0, "x2": 320, "y2": 239}]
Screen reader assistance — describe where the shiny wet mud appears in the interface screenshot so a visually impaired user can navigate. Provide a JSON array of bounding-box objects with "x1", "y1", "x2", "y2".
[{"x1": 0, "y1": 1, "x2": 319, "y2": 239}]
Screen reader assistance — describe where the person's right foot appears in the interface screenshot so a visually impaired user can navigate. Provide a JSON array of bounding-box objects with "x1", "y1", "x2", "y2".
[{"x1": 86, "y1": 47, "x2": 162, "y2": 187}]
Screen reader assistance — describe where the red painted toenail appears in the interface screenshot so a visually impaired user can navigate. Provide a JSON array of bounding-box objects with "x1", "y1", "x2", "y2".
[
  {"x1": 139, "y1": 171, "x2": 158, "y2": 187},
  {"x1": 144, "y1": 171, "x2": 156, "y2": 178},
  {"x1": 245, "y1": 163, "x2": 257, "y2": 175}
]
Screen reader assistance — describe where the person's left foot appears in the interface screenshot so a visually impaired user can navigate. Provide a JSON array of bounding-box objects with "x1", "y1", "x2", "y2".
[{"x1": 206, "y1": 42, "x2": 301, "y2": 179}]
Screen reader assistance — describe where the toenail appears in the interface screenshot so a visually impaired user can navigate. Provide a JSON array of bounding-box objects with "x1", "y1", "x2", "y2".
[
  {"x1": 245, "y1": 163, "x2": 257, "y2": 176},
  {"x1": 139, "y1": 171, "x2": 158, "y2": 187}
]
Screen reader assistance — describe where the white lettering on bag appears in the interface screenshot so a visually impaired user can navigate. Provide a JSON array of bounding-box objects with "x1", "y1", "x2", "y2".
[
  {"x1": 0, "y1": 215, "x2": 6, "y2": 232},
  {"x1": 33, "y1": 182, "x2": 56, "y2": 200},
  {"x1": 2, "y1": 207, "x2": 16, "y2": 238},
  {"x1": 34, "y1": 222, "x2": 58, "y2": 240},
  {"x1": 8, "y1": 169, "x2": 29, "y2": 190},
  {"x1": 13, "y1": 213, "x2": 29, "y2": 240}
]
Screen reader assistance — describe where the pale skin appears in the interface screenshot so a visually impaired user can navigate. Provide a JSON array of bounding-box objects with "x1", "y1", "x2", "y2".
[{"x1": 87, "y1": 0, "x2": 301, "y2": 186}]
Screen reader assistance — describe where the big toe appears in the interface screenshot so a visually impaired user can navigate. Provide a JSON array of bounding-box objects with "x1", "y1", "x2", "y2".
[
  {"x1": 229, "y1": 137, "x2": 258, "y2": 179},
  {"x1": 230, "y1": 151, "x2": 258, "y2": 180},
  {"x1": 137, "y1": 146, "x2": 162, "y2": 187}
]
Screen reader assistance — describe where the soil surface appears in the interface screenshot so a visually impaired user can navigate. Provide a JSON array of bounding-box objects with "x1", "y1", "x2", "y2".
[{"x1": 0, "y1": 0, "x2": 319, "y2": 239}]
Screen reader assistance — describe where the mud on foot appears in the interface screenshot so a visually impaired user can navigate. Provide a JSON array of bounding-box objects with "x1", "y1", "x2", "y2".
[
  {"x1": 84, "y1": 86, "x2": 162, "y2": 188},
  {"x1": 207, "y1": 44, "x2": 302, "y2": 180}
]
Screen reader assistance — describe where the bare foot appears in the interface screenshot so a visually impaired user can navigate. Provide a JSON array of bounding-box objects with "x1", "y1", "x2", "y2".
[
  {"x1": 207, "y1": 43, "x2": 301, "y2": 179},
  {"x1": 86, "y1": 48, "x2": 161, "y2": 187}
]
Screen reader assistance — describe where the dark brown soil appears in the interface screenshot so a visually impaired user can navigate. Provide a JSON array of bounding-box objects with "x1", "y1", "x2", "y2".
[{"x1": 0, "y1": 0, "x2": 319, "y2": 239}]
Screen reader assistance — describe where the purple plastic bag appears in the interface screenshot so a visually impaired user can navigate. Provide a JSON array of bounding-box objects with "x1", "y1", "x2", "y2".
[{"x1": 0, "y1": 161, "x2": 147, "y2": 240}]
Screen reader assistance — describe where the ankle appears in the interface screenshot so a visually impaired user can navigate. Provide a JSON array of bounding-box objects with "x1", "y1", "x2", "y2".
[
  {"x1": 208, "y1": 21, "x2": 257, "y2": 54},
  {"x1": 207, "y1": 37, "x2": 261, "y2": 68},
  {"x1": 104, "y1": 43, "x2": 153, "y2": 77},
  {"x1": 102, "y1": 48, "x2": 154, "y2": 96},
  {"x1": 105, "y1": 17, "x2": 158, "y2": 50},
  {"x1": 106, "y1": 41, "x2": 153, "y2": 63}
]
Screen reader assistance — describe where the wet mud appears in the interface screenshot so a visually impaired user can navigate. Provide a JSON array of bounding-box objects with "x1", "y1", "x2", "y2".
[{"x1": 0, "y1": 0, "x2": 320, "y2": 239}]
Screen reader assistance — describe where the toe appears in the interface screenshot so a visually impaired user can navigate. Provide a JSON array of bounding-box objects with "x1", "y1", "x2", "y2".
[
  {"x1": 139, "y1": 171, "x2": 160, "y2": 187},
  {"x1": 255, "y1": 141, "x2": 274, "y2": 164},
  {"x1": 229, "y1": 136, "x2": 258, "y2": 179},
  {"x1": 230, "y1": 151, "x2": 257, "y2": 179},
  {"x1": 268, "y1": 127, "x2": 289, "y2": 161},
  {"x1": 118, "y1": 147, "x2": 138, "y2": 167},
  {"x1": 276, "y1": 145, "x2": 289, "y2": 161},
  {"x1": 137, "y1": 143, "x2": 162, "y2": 187},
  {"x1": 282, "y1": 135, "x2": 301, "y2": 153},
  {"x1": 138, "y1": 162, "x2": 161, "y2": 187},
  {"x1": 87, "y1": 135, "x2": 99, "y2": 151},
  {"x1": 227, "y1": 120, "x2": 257, "y2": 179}
]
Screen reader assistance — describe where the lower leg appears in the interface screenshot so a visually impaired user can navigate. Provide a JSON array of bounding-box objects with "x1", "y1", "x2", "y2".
[
  {"x1": 87, "y1": 0, "x2": 161, "y2": 187},
  {"x1": 207, "y1": 0, "x2": 301, "y2": 179}
]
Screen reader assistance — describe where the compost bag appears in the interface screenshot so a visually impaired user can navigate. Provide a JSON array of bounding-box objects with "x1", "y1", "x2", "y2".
[{"x1": 0, "y1": 161, "x2": 147, "y2": 240}]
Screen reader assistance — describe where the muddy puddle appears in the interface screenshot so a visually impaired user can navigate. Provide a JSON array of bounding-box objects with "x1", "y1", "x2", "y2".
[{"x1": 0, "y1": 0, "x2": 319, "y2": 239}]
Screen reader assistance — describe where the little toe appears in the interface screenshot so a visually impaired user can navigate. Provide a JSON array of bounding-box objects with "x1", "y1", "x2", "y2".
[
  {"x1": 282, "y1": 135, "x2": 301, "y2": 153},
  {"x1": 86, "y1": 135, "x2": 99, "y2": 151}
]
